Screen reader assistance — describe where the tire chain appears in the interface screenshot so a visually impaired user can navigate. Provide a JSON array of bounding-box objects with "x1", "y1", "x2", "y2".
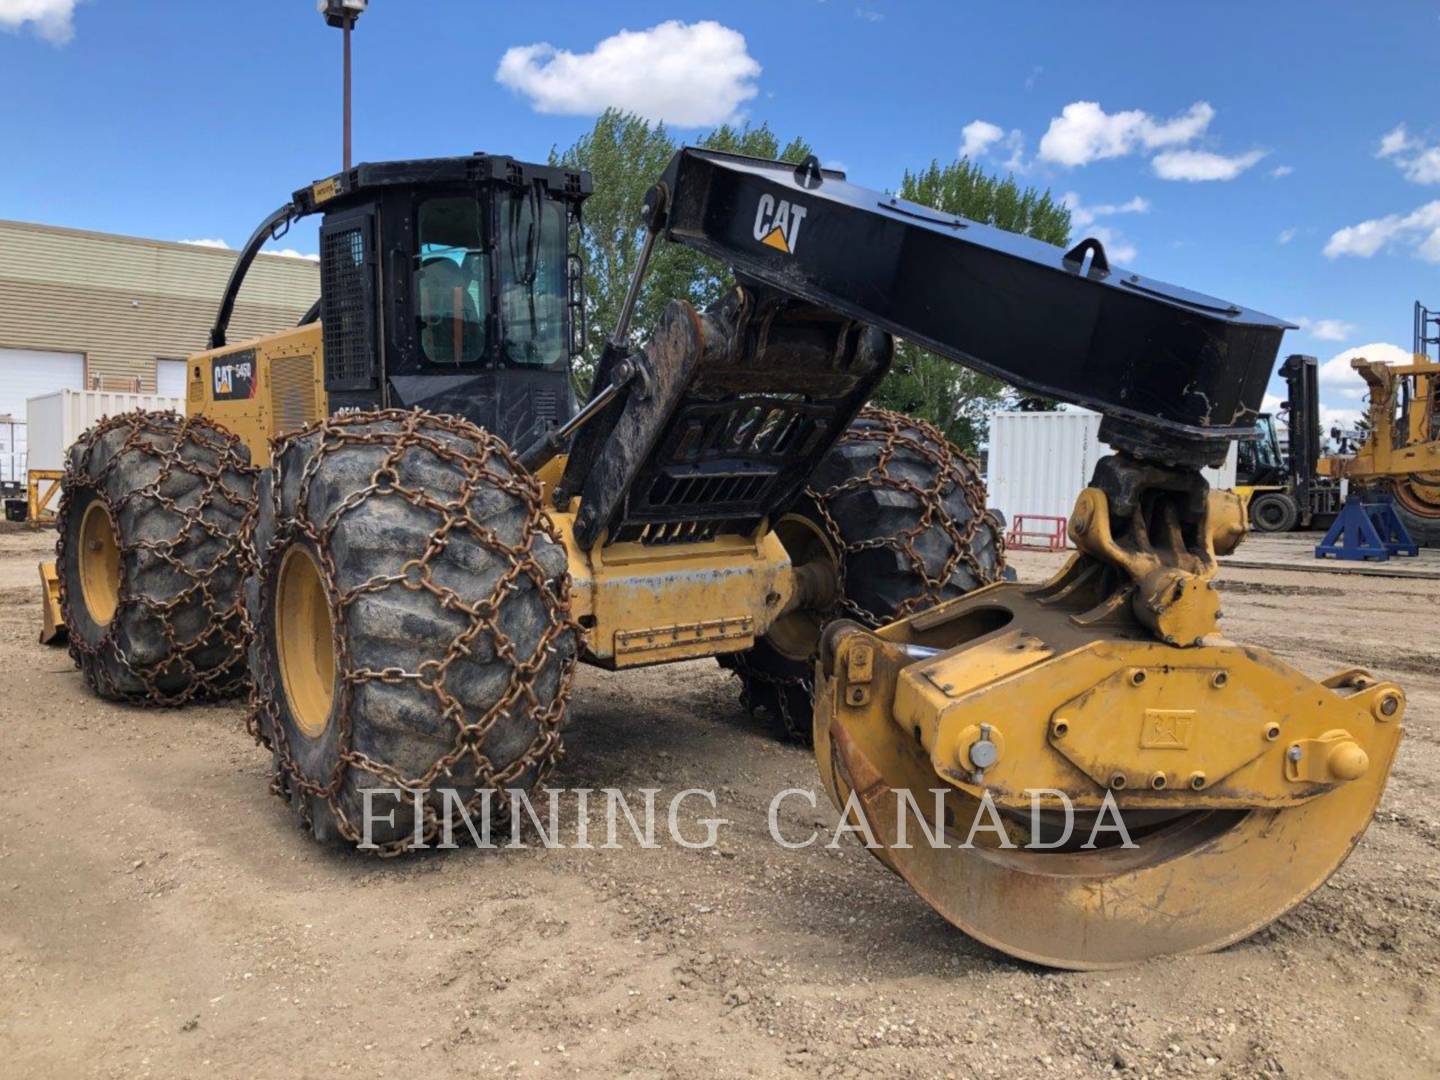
[
  {"x1": 246, "y1": 408, "x2": 582, "y2": 857},
  {"x1": 57, "y1": 410, "x2": 259, "y2": 704},
  {"x1": 726, "y1": 407, "x2": 1007, "y2": 734}
]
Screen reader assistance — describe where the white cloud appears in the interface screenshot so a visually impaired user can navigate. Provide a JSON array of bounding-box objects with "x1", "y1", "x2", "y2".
[
  {"x1": 1037, "y1": 100, "x2": 1213, "y2": 167},
  {"x1": 0, "y1": 0, "x2": 77, "y2": 44},
  {"x1": 1378, "y1": 123, "x2": 1415, "y2": 158},
  {"x1": 1277, "y1": 227, "x2": 1297, "y2": 244},
  {"x1": 1319, "y1": 405, "x2": 1364, "y2": 431},
  {"x1": 959, "y1": 120, "x2": 1005, "y2": 159},
  {"x1": 1317, "y1": 342, "x2": 1411, "y2": 400},
  {"x1": 1324, "y1": 200, "x2": 1440, "y2": 261},
  {"x1": 264, "y1": 248, "x2": 320, "y2": 262},
  {"x1": 1151, "y1": 148, "x2": 1266, "y2": 182},
  {"x1": 1060, "y1": 191, "x2": 1149, "y2": 229},
  {"x1": 179, "y1": 238, "x2": 231, "y2": 250},
  {"x1": 1270, "y1": 164, "x2": 1293, "y2": 178},
  {"x1": 1290, "y1": 316, "x2": 1357, "y2": 342},
  {"x1": 959, "y1": 119, "x2": 1025, "y2": 170},
  {"x1": 1376, "y1": 122, "x2": 1440, "y2": 184},
  {"x1": 496, "y1": 20, "x2": 760, "y2": 126},
  {"x1": 854, "y1": 6, "x2": 884, "y2": 20}
]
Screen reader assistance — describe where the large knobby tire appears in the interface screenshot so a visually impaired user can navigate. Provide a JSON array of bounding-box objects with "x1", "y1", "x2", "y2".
[
  {"x1": 720, "y1": 408, "x2": 1006, "y2": 741},
  {"x1": 56, "y1": 411, "x2": 258, "y2": 703},
  {"x1": 1388, "y1": 481, "x2": 1440, "y2": 547},
  {"x1": 247, "y1": 409, "x2": 579, "y2": 852},
  {"x1": 1248, "y1": 490, "x2": 1299, "y2": 533}
]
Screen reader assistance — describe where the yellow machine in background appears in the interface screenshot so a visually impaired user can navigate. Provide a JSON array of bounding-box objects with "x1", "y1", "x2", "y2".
[{"x1": 1329, "y1": 307, "x2": 1440, "y2": 544}]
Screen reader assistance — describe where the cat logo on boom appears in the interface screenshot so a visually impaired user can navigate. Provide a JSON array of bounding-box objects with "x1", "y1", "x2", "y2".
[{"x1": 752, "y1": 193, "x2": 808, "y2": 255}]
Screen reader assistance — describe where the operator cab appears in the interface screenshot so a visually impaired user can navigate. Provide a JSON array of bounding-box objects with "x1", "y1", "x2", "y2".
[
  {"x1": 1236, "y1": 412, "x2": 1286, "y2": 487},
  {"x1": 290, "y1": 155, "x2": 590, "y2": 447}
]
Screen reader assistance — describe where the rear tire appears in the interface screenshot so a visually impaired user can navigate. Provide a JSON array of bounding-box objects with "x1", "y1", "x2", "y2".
[
  {"x1": 1248, "y1": 491, "x2": 1299, "y2": 533},
  {"x1": 721, "y1": 408, "x2": 1006, "y2": 742},
  {"x1": 248, "y1": 409, "x2": 579, "y2": 852},
  {"x1": 56, "y1": 411, "x2": 257, "y2": 703},
  {"x1": 1388, "y1": 484, "x2": 1440, "y2": 547}
]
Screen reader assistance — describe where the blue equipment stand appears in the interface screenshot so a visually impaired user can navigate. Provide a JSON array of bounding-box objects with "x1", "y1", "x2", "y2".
[{"x1": 1315, "y1": 494, "x2": 1419, "y2": 561}]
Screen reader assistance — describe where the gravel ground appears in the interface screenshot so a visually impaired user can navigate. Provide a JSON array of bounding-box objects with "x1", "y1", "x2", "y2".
[{"x1": 1, "y1": 525, "x2": 1436, "y2": 1079}]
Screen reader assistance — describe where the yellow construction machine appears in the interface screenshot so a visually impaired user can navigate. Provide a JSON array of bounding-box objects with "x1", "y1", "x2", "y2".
[
  {"x1": 44, "y1": 149, "x2": 1405, "y2": 969},
  {"x1": 1322, "y1": 302, "x2": 1440, "y2": 545}
]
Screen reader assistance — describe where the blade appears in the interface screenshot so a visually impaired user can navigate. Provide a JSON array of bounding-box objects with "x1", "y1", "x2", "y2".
[{"x1": 822, "y1": 707, "x2": 1400, "y2": 971}]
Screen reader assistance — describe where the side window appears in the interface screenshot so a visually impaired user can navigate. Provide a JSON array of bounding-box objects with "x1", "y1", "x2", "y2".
[
  {"x1": 415, "y1": 197, "x2": 488, "y2": 365},
  {"x1": 499, "y1": 192, "x2": 567, "y2": 367}
]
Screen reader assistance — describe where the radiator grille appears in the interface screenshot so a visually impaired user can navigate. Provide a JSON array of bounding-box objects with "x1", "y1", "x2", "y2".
[
  {"x1": 320, "y1": 222, "x2": 374, "y2": 388},
  {"x1": 270, "y1": 355, "x2": 319, "y2": 434}
]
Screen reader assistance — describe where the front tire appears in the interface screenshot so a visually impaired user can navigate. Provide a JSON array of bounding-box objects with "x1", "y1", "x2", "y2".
[
  {"x1": 56, "y1": 411, "x2": 257, "y2": 703},
  {"x1": 721, "y1": 408, "x2": 1006, "y2": 742},
  {"x1": 1248, "y1": 491, "x2": 1299, "y2": 533},
  {"x1": 247, "y1": 409, "x2": 579, "y2": 852}
]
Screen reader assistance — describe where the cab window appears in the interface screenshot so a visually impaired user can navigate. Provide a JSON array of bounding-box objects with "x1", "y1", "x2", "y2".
[
  {"x1": 415, "y1": 197, "x2": 488, "y2": 365},
  {"x1": 499, "y1": 190, "x2": 568, "y2": 368}
]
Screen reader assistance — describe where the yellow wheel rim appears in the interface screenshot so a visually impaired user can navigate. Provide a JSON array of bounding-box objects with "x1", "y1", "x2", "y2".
[
  {"x1": 275, "y1": 544, "x2": 336, "y2": 740},
  {"x1": 1393, "y1": 476, "x2": 1440, "y2": 519},
  {"x1": 78, "y1": 500, "x2": 121, "y2": 627}
]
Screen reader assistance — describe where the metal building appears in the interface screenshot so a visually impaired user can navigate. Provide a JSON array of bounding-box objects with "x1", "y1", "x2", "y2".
[{"x1": 0, "y1": 218, "x2": 318, "y2": 425}]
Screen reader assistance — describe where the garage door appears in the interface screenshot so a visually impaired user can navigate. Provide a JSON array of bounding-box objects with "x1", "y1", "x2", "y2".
[
  {"x1": 0, "y1": 349, "x2": 85, "y2": 487},
  {"x1": 156, "y1": 358, "x2": 188, "y2": 399},
  {"x1": 0, "y1": 348, "x2": 85, "y2": 423}
]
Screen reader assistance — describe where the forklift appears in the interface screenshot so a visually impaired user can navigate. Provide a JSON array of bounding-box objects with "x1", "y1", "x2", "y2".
[{"x1": 1236, "y1": 353, "x2": 1342, "y2": 531}]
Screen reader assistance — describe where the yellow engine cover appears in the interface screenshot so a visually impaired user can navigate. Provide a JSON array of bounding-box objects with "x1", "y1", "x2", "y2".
[{"x1": 185, "y1": 323, "x2": 326, "y2": 465}]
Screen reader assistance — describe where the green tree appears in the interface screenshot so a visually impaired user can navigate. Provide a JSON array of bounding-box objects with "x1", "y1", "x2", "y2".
[
  {"x1": 552, "y1": 109, "x2": 810, "y2": 394},
  {"x1": 870, "y1": 160, "x2": 1072, "y2": 450}
]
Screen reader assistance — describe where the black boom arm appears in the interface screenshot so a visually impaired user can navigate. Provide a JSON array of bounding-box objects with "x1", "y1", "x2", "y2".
[
  {"x1": 207, "y1": 202, "x2": 304, "y2": 350},
  {"x1": 650, "y1": 148, "x2": 1291, "y2": 468}
]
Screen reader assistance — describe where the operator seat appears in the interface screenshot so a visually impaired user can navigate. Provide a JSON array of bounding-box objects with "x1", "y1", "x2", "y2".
[{"x1": 418, "y1": 256, "x2": 483, "y2": 365}]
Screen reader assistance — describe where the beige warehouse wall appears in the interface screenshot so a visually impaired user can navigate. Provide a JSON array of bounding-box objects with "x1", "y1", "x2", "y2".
[{"x1": 0, "y1": 219, "x2": 319, "y2": 391}]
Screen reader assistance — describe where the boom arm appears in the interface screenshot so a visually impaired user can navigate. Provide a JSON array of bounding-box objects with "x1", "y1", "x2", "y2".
[
  {"x1": 207, "y1": 202, "x2": 302, "y2": 349},
  {"x1": 651, "y1": 148, "x2": 1290, "y2": 467}
]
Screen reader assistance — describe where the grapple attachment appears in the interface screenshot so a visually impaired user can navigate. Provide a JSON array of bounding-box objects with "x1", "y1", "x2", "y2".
[{"x1": 813, "y1": 459, "x2": 1404, "y2": 969}]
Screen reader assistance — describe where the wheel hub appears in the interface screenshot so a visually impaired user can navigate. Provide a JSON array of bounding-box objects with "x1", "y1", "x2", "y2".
[
  {"x1": 765, "y1": 513, "x2": 840, "y2": 661},
  {"x1": 78, "y1": 500, "x2": 121, "y2": 627},
  {"x1": 274, "y1": 543, "x2": 336, "y2": 739}
]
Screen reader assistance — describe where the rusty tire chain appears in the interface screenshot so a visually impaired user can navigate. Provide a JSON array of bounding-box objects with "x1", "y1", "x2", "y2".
[
  {"x1": 247, "y1": 408, "x2": 582, "y2": 856},
  {"x1": 811, "y1": 407, "x2": 1007, "y2": 624},
  {"x1": 56, "y1": 410, "x2": 259, "y2": 703},
  {"x1": 729, "y1": 407, "x2": 1006, "y2": 738}
]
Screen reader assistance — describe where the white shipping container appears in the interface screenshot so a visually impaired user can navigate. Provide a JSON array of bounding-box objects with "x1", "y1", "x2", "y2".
[
  {"x1": 985, "y1": 408, "x2": 1237, "y2": 528},
  {"x1": 26, "y1": 389, "x2": 185, "y2": 475},
  {"x1": 0, "y1": 417, "x2": 23, "y2": 487}
]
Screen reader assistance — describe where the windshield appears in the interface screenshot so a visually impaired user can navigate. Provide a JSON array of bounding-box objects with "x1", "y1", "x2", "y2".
[
  {"x1": 415, "y1": 196, "x2": 488, "y2": 366},
  {"x1": 1244, "y1": 415, "x2": 1283, "y2": 471},
  {"x1": 500, "y1": 189, "x2": 568, "y2": 367}
]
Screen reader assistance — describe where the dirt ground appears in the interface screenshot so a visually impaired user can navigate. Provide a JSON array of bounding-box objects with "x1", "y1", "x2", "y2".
[{"x1": 1, "y1": 525, "x2": 1437, "y2": 1080}]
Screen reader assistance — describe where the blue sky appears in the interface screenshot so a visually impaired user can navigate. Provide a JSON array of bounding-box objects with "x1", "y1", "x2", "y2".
[{"x1": 3, "y1": 1, "x2": 1437, "y2": 427}]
